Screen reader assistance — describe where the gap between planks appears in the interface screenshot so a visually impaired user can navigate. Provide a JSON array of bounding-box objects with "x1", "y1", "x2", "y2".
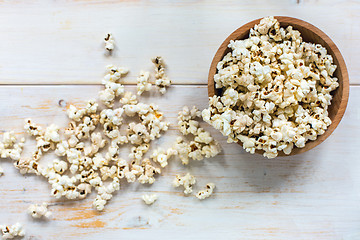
[{"x1": 0, "y1": 84, "x2": 359, "y2": 87}]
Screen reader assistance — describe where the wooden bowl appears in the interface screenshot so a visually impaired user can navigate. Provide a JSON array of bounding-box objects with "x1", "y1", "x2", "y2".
[{"x1": 208, "y1": 16, "x2": 349, "y2": 156}]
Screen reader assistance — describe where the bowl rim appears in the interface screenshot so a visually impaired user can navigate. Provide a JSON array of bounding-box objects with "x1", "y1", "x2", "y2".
[{"x1": 207, "y1": 16, "x2": 350, "y2": 156}]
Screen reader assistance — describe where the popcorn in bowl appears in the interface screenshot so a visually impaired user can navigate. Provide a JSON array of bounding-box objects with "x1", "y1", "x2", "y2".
[{"x1": 203, "y1": 16, "x2": 339, "y2": 158}]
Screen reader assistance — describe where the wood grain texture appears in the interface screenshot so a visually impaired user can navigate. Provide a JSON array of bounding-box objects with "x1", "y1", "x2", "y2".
[
  {"x1": 0, "y1": 85, "x2": 360, "y2": 240},
  {"x1": 208, "y1": 16, "x2": 350, "y2": 156},
  {"x1": 0, "y1": 1, "x2": 359, "y2": 239},
  {"x1": 0, "y1": 0, "x2": 359, "y2": 84}
]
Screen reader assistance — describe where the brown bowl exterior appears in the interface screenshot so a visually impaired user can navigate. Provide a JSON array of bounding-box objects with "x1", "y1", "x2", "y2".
[{"x1": 208, "y1": 16, "x2": 349, "y2": 156}]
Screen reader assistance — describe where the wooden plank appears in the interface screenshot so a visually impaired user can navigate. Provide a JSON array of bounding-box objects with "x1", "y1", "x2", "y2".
[
  {"x1": 0, "y1": 85, "x2": 359, "y2": 239},
  {"x1": 0, "y1": 0, "x2": 359, "y2": 84}
]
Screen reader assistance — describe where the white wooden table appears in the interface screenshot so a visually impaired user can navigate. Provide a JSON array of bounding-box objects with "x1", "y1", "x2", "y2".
[{"x1": 1, "y1": 1, "x2": 360, "y2": 239}]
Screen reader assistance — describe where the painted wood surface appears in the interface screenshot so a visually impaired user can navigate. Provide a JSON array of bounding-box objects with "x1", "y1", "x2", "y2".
[
  {"x1": 1, "y1": 1, "x2": 360, "y2": 239},
  {"x1": 0, "y1": 85, "x2": 360, "y2": 240},
  {"x1": 0, "y1": 0, "x2": 359, "y2": 84}
]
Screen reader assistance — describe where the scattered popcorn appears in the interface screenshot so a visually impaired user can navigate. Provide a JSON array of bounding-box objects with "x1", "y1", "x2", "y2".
[
  {"x1": 204, "y1": 16, "x2": 339, "y2": 158},
  {"x1": 123, "y1": 104, "x2": 139, "y2": 117},
  {"x1": 99, "y1": 88, "x2": 115, "y2": 108},
  {"x1": 127, "y1": 122, "x2": 151, "y2": 145},
  {"x1": 55, "y1": 140, "x2": 69, "y2": 156},
  {"x1": 1, "y1": 50, "x2": 223, "y2": 214},
  {"x1": 28, "y1": 202, "x2": 52, "y2": 219},
  {"x1": 178, "y1": 106, "x2": 201, "y2": 135},
  {"x1": 24, "y1": 119, "x2": 43, "y2": 136},
  {"x1": 67, "y1": 105, "x2": 86, "y2": 122},
  {"x1": 13, "y1": 158, "x2": 36, "y2": 175},
  {"x1": 150, "y1": 147, "x2": 176, "y2": 168},
  {"x1": 85, "y1": 99, "x2": 98, "y2": 114},
  {"x1": 152, "y1": 56, "x2": 171, "y2": 94},
  {"x1": 142, "y1": 193, "x2": 158, "y2": 205},
  {"x1": 99, "y1": 64, "x2": 128, "y2": 107},
  {"x1": 196, "y1": 183, "x2": 215, "y2": 200},
  {"x1": 92, "y1": 177, "x2": 120, "y2": 211},
  {"x1": 136, "y1": 71, "x2": 152, "y2": 95},
  {"x1": 112, "y1": 135, "x2": 128, "y2": 146},
  {"x1": 78, "y1": 183, "x2": 92, "y2": 199},
  {"x1": 139, "y1": 104, "x2": 169, "y2": 140},
  {"x1": 175, "y1": 106, "x2": 221, "y2": 164},
  {"x1": 173, "y1": 137, "x2": 221, "y2": 164},
  {"x1": 35, "y1": 137, "x2": 53, "y2": 153},
  {"x1": 129, "y1": 144, "x2": 149, "y2": 161},
  {"x1": 93, "y1": 196, "x2": 107, "y2": 211},
  {"x1": 84, "y1": 132, "x2": 107, "y2": 156},
  {"x1": 44, "y1": 124, "x2": 61, "y2": 143},
  {"x1": 0, "y1": 223, "x2": 25, "y2": 239},
  {"x1": 93, "y1": 152, "x2": 108, "y2": 169},
  {"x1": 173, "y1": 173, "x2": 196, "y2": 195},
  {"x1": 10, "y1": 139, "x2": 26, "y2": 161},
  {"x1": 100, "y1": 165, "x2": 117, "y2": 181},
  {"x1": 120, "y1": 91, "x2": 138, "y2": 105},
  {"x1": 173, "y1": 137, "x2": 191, "y2": 165},
  {"x1": 0, "y1": 131, "x2": 25, "y2": 161},
  {"x1": 2, "y1": 131, "x2": 17, "y2": 148},
  {"x1": 137, "y1": 158, "x2": 160, "y2": 184},
  {"x1": 75, "y1": 116, "x2": 98, "y2": 140},
  {"x1": 104, "y1": 33, "x2": 115, "y2": 51},
  {"x1": 52, "y1": 159, "x2": 68, "y2": 174},
  {"x1": 100, "y1": 108, "x2": 124, "y2": 126},
  {"x1": 103, "y1": 122, "x2": 120, "y2": 139},
  {"x1": 188, "y1": 141, "x2": 203, "y2": 160}
]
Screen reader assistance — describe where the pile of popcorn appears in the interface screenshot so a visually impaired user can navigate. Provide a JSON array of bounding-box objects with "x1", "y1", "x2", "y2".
[{"x1": 203, "y1": 16, "x2": 339, "y2": 158}]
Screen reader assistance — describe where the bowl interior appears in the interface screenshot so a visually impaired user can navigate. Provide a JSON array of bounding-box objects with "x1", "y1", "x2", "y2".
[{"x1": 208, "y1": 16, "x2": 349, "y2": 156}]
